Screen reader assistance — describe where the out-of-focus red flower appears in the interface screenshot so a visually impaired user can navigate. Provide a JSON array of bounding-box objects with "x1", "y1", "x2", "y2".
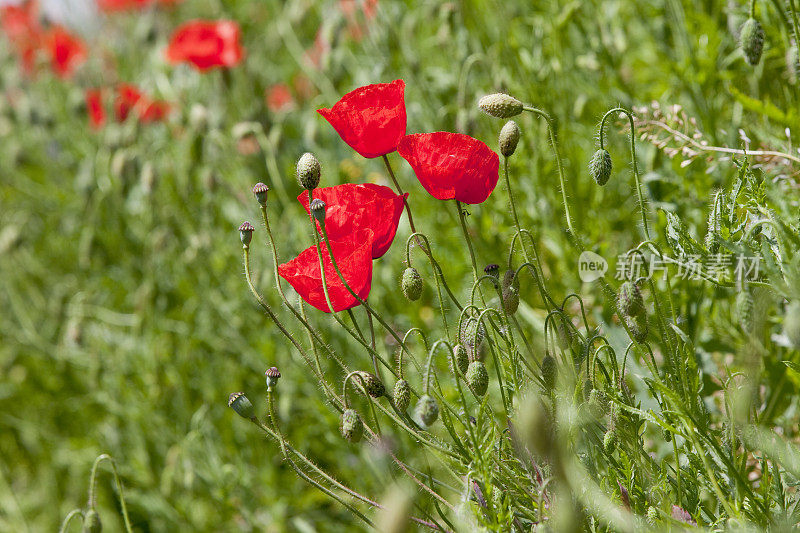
[
  {"x1": 317, "y1": 79, "x2": 406, "y2": 159},
  {"x1": 97, "y1": 0, "x2": 182, "y2": 11},
  {"x1": 298, "y1": 184, "x2": 407, "y2": 259},
  {"x1": 114, "y1": 84, "x2": 170, "y2": 123},
  {"x1": 1, "y1": 1, "x2": 41, "y2": 73},
  {"x1": 165, "y1": 20, "x2": 243, "y2": 71},
  {"x1": 42, "y1": 25, "x2": 87, "y2": 78},
  {"x1": 397, "y1": 132, "x2": 500, "y2": 204},
  {"x1": 363, "y1": 0, "x2": 378, "y2": 20},
  {"x1": 266, "y1": 83, "x2": 294, "y2": 112},
  {"x1": 278, "y1": 229, "x2": 374, "y2": 313},
  {"x1": 85, "y1": 88, "x2": 106, "y2": 129}
]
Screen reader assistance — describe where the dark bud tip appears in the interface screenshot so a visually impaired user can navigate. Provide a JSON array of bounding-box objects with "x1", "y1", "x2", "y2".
[
  {"x1": 239, "y1": 221, "x2": 255, "y2": 246},
  {"x1": 310, "y1": 198, "x2": 326, "y2": 224},
  {"x1": 265, "y1": 366, "x2": 281, "y2": 391},
  {"x1": 252, "y1": 182, "x2": 269, "y2": 206},
  {"x1": 228, "y1": 392, "x2": 256, "y2": 420}
]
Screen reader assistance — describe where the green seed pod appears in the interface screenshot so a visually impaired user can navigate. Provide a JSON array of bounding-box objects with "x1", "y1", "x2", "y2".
[
  {"x1": 310, "y1": 198, "x2": 326, "y2": 224},
  {"x1": 452, "y1": 344, "x2": 469, "y2": 375},
  {"x1": 228, "y1": 392, "x2": 256, "y2": 420},
  {"x1": 296, "y1": 152, "x2": 321, "y2": 190},
  {"x1": 415, "y1": 395, "x2": 439, "y2": 426},
  {"x1": 624, "y1": 313, "x2": 649, "y2": 343},
  {"x1": 239, "y1": 221, "x2": 254, "y2": 246},
  {"x1": 616, "y1": 281, "x2": 644, "y2": 318},
  {"x1": 499, "y1": 120, "x2": 521, "y2": 157},
  {"x1": 466, "y1": 361, "x2": 489, "y2": 396},
  {"x1": 252, "y1": 182, "x2": 269, "y2": 206},
  {"x1": 541, "y1": 354, "x2": 556, "y2": 390},
  {"x1": 740, "y1": 18, "x2": 765, "y2": 66},
  {"x1": 784, "y1": 301, "x2": 800, "y2": 349},
  {"x1": 502, "y1": 269, "x2": 519, "y2": 292},
  {"x1": 589, "y1": 149, "x2": 612, "y2": 186},
  {"x1": 265, "y1": 366, "x2": 281, "y2": 392},
  {"x1": 83, "y1": 509, "x2": 102, "y2": 533},
  {"x1": 401, "y1": 267, "x2": 423, "y2": 301},
  {"x1": 393, "y1": 379, "x2": 410, "y2": 412},
  {"x1": 340, "y1": 409, "x2": 363, "y2": 443},
  {"x1": 502, "y1": 287, "x2": 519, "y2": 315},
  {"x1": 646, "y1": 506, "x2": 658, "y2": 526},
  {"x1": 734, "y1": 290, "x2": 754, "y2": 331},
  {"x1": 603, "y1": 427, "x2": 617, "y2": 454},
  {"x1": 355, "y1": 371, "x2": 385, "y2": 398},
  {"x1": 478, "y1": 93, "x2": 524, "y2": 118}
]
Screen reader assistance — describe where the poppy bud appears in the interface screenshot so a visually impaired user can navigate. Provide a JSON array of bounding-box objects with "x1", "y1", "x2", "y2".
[
  {"x1": 452, "y1": 344, "x2": 469, "y2": 375},
  {"x1": 616, "y1": 281, "x2": 644, "y2": 318},
  {"x1": 401, "y1": 267, "x2": 423, "y2": 301},
  {"x1": 466, "y1": 361, "x2": 489, "y2": 396},
  {"x1": 296, "y1": 152, "x2": 321, "y2": 190},
  {"x1": 393, "y1": 379, "x2": 410, "y2": 412},
  {"x1": 784, "y1": 301, "x2": 800, "y2": 349},
  {"x1": 228, "y1": 392, "x2": 256, "y2": 420},
  {"x1": 502, "y1": 287, "x2": 519, "y2": 315},
  {"x1": 734, "y1": 290, "x2": 753, "y2": 331},
  {"x1": 498, "y1": 120, "x2": 521, "y2": 157},
  {"x1": 252, "y1": 182, "x2": 269, "y2": 206},
  {"x1": 587, "y1": 389, "x2": 608, "y2": 418},
  {"x1": 239, "y1": 221, "x2": 254, "y2": 246},
  {"x1": 541, "y1": 355, "x2": 556, "y2": 390},
  {"x1": 310, "y1": 198, "x2": 326, "y2": 224},
  {"x1": 265, "y1": 366, "x2": 281, "y2": 392},
  {"x1": 340, "y1": 409, "x2": 363, "y2": 443},
  {"x1": 415, "y1": 395, "x2": 439, "y2": 426},
  {"x1": 623, "y1": 313, "x2": 649, "y2": 343},
  {"x1": 355, "y1": 371, "x2": 385, "y2": 398},
  {"x1": 460, "y1": 318, "x2": 486, "y2": 362},
  {"x1": 484, "y1": 263, "x2": 500, "y2": 282},
  {"x1": 603, "y1": 427, "x2": 617, "y2": 454},
  {"x1": 740, "y1": 18, "x2": 765, "y2": 66},
  {"x1": 83, "y1": 509, "x2": 101, "y2": 533},
  {"x1": 589, "y1": 149, "x2": 612, "y2": 186},
  {"x1": 478, "y1": 93, "x2": 524, "y2": 118}
]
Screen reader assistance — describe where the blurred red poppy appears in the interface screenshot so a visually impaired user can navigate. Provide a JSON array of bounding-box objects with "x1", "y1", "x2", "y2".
[
  {"x1": 114, "y1": 84, "x2": 170, "y2": 123},
  {"x1": 298, "y1": 184, "x2": 407, "y2": 259},
  {"x1": 317, "y1": 79, "x2": 406, "y2": 158},
  {"x1": 41, "y1": 25, "x2": 86, "y2": 78},
  {"x1": 266, "y1": 83, "x2": 293, "y2": 112},
  {"x1": 397, "y1": 132, "x2": 500, "y2": 204},
  {"x1": 85, "y1": 89, "x2": 106, "y2": 129},
  {"x1": 0, "y1": 1, "x2": 40, "y2": 73},
  {"x1": 278, "y1": 229, "x2": 374, "y2": 313},
  {"x1": 166, "y1": 20, "x2": 243, "y2": 71},
  {"x1": 97, "y1": 0, "x2": 180, "y2": 10}
]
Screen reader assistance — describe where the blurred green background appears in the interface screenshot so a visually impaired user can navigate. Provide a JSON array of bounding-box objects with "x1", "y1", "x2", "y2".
[{"x1": 1, "y1": 0, "x2": 797, "y2": 530}]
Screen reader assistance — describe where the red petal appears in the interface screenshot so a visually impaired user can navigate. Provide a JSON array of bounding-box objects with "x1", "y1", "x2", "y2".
[
  {"x1": 397, "y1": 132, "x2": 499, "y2": 205},
  {"x1": 166, "y1": 20, "x2": 243, "y2": 71},
  {"x1": 278, "y1": 229, "x2": 374, "y2": 313},
  {"x1": 298, "y1": 184, "x2": 407, "y2": 259},
  {"x1": 317, "y1": 79, "x2": 406, "y2": 158}
]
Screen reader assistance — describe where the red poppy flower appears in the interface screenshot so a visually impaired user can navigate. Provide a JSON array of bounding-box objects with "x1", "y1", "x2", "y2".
[
  {"x1": 97, "y1": 0, "x2": 151, "y2": 10},
  {"x1": 317, "y1": 79, "x2": 406, "y2": 159},
  {"x1": 1, "y1": 1, "x2": 40, "y2": 73},
  {"x1": 42, "y1": 25, "x2": 87, "y2": 78},
  {"x1": 298, "y1": 183, "x2": 407, "y2": 259},
  {"x1": 165, "y1": 20, "x2": 243, "y2": 71},
  {"x1": 266, "y1": 83, "x2": 293, "y2": 112},
  {"x1": 278, "y1": 229, "x2": 374, "y2": 313},
  {"x1": 114, "y1": 84, "x2": 170, "y2": 123},
  {"x1": 397, "y1": 132, "x2": 500, "y2": 204},
  {"x1": 85, "y1": 89, "x2": 106, "y2": 129}
]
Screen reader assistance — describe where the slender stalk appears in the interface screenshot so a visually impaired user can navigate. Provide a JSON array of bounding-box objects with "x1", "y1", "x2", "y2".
[
  {"x1": 87, "y1": 455, "x2": 133, "y2": 533},
  {"x1": 455, "y1": 200, "x2": 480, "y2": 283},
  {"x1": 57, "y1": 510, "x2": 83, "y2": 533}
]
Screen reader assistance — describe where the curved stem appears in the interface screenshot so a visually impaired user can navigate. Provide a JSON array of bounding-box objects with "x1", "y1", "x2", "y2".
[
  {"x1": 57, "y1": 510, "x2": 83, "y2": 533},
  {"x1": 87, "y1": 454, "x2": 133, "y2": 533}
]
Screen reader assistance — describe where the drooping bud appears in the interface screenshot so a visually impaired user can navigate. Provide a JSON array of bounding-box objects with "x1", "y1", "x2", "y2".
[
  {"x1": 589, "y1": 149, "x2": 612, "y2": 186},
  {"x1": 740, "y1": 18, "x2": 765, "y2": 66},
  {"x1": 466, "y1": 360, "x2": 489, "y2": 396},
  {"x1": 265, "y1": 367, "x2": 281, "y2": 392},
  {"x1": 603, "y1": 427, "x2": 617, "y2": 454},
  {"x1": 310, "y1": 198, "x2": 326, "y2": 224},
  {"x1": 541, "y1": 355, "x2": 556, "y2": 390},
  {"x1": 239, "y1": 221, "x2": 254, "y2": 246},
  {"x1": 616, "y1": 281, "x2": 644, "y2": 318},
  {"x1": 401, "y1": 267, "x2": 423, "y2": 301},
  {"x1": 296, "y1": 152, "x2": 321, "y2": 190},
  {"x1": 452, "y1": 344, "x2": 469, "y2": 375},
  {"x1": 340, "y1": 409, "x2": 363, "y2": 443},
  {"x1": 624, "y1": 313, "x2": 649, "y2": 343},
  {"x1": 355, "y1": 371, "x2": 385, "y2": 398},
  {"x1": 415, "y1": 395, "x2": 439, "y2": 426},
  {"x1": 228, "y1": 392, "x2": 256, "y2": 420},
  {"x1": 784, "y1": 301, "x2": 800, "y2": 349},
  {"x1": 478, "y1": 93, "x2": 524, "y2": 118},
  {"x1": 502, "y1": 287, "x2": 519, "y2": 315},
  {"x1": 460, "y1": 318, "x2": 486, "y2": 362},
  {"x1": 83, "y1": 509, "x2": 102, "y2": 533},
  {"x1": 252, "y1": 182, "x2": 269, "y2": 206},
  {"x1": 587, "y1": 389, "x2": 609, "y2": 418},
  {"x1": 393, "y1": 379, "x2": 410, "y2": 412},
  {"x1": 498, "y1": 120, "x2": 521, "y2": 157},
  {"x1": 502, "y1": 269, "x2": 519, "y2": 292}
]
